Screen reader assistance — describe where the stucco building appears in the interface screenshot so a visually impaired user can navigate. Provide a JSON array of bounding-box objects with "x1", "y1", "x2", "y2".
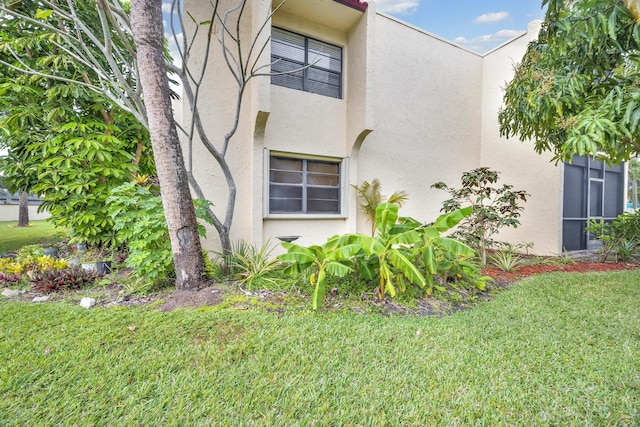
[{"x1": 184, "y1": 0, "x2": 625, "y2": 255}]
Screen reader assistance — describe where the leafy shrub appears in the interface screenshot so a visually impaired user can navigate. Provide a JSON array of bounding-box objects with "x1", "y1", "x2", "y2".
[
  {"x1": 11, "y1": 246, "x2": 67, "y2": 275},
  {"x1": 219, "y1": 240, "x2": 282, "y2": 288},
  {"x1": 586, "y1": 211, "x2": 640, "y2": 261},
  {"x1": 16, "y1": 245, "x2": 45, "y2": 269},
  {"x1": 432, "y1": 167, "x2": 529, "y2": 266},
  {"x1": 489, "y1": 250, "x2": 521, "y2": 272},
  {"x1": 0, "y1": 258, "x2": 22, "y2": 275},
  {"x1": 279, "y1": 203, "x2": 483, "y2": 309},
  {"x1": 107, "y1": 180, "x2": 214, "y2": 285},
  {"x1": 30, "y1": 267, "x2": 101, "y2": 293},
  {"x1": 0, "y1": 271, "x2": 22, "y2": 286}
]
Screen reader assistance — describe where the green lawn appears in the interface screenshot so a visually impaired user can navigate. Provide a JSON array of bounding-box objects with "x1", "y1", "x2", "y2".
[
  {"x1": 0, "y1": 220, "x2": 67, "y2": 253},
  {"x1": 1, "y1": 270, "x2": 639, "y2": 425}
]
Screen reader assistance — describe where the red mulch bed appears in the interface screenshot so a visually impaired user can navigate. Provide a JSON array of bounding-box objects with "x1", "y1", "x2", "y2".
[{"x1": 483, "y1": 261, "x2": 639, "y2": 283}]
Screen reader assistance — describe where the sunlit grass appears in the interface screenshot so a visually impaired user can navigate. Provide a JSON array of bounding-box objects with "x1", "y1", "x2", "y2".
[
  {"x1": 1, "y1": 270, "x2": 639, "y2": 425},
  {"x1": 0, "y1": 220, "x2": 67, "y2": 253}
]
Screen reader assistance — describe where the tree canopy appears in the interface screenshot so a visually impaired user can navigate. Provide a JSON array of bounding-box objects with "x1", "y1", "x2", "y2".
[{"x1": 499, "y1": 0, "x2": 640, "y2": 163}]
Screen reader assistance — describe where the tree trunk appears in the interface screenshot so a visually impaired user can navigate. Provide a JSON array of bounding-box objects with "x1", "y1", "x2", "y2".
[
  {"x1": 633, "y1": 180, "x2": 638, "y2": 211},
  {"x1": 130, "y1": 0, "x2": 206, "y2": 290},
  {"x1": 17, "y1": 191, "x2": 29, "y2": 227}
]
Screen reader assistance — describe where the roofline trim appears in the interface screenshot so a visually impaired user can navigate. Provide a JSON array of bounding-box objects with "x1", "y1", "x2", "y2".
[{"x1": 333, "y1": 0, "x2": 368, "y2": 12}]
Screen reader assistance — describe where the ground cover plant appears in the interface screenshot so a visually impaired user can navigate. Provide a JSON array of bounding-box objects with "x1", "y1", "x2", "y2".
[
  {"x1": 1, "y1": 270, "x2": 639, "y2": 425},
  {"x1": 0, "y1": 220, "x2": 67, "y2": 253}
]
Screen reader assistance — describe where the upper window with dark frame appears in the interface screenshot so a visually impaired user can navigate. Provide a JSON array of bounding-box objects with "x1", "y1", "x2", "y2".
[{"x1": 271, "y1": 27, "x2": 343, "y2": 99}]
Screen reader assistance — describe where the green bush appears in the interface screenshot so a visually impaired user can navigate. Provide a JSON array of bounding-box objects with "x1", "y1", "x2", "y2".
[
  {"x1": 586, "y1": 211, "x2": 640, "y2": 261},
  {"x1": 107, "y1": 180, "x2": 214, "y2": 285},
  {"x1": 432, "y1": 167, "x2": 528, "y2": 266},
  {"x1": 30, "y1": 266, "x2": 101, "y2": 293},
  {"x1": 279, "y1": 203, "x2": 485, "y2": 309}
]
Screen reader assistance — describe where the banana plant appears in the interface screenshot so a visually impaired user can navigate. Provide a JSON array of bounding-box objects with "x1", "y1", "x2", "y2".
[
  {"x1": 343, "y1": 203, "x2": 426, "y2": 300},
  {"x1": 401, "y1": 206, "x2": 481, "y2": 293},
  {"x1": 278, "y1": 236, "x2": 361, "y2": 310}
]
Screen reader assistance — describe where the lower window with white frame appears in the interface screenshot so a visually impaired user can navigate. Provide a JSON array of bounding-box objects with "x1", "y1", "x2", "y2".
[{"x1": 265, "y1": 150, "x2": 347, "y2": 217}]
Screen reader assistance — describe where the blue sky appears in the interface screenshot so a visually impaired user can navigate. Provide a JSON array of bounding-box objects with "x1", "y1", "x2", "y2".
[{"x1": 372, "y1": 0, "x2": 547, "y2": 53}]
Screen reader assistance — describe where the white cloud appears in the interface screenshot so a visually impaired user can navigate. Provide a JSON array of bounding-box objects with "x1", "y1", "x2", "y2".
[
  {"x1": 162, "y1": 2, "x2": 174, "y2": 14},
  {"x1": 473, "y1": 11, "x2": 510, "y2": 24},
  {"x1": 454, "y1": 29, "x2": 523, "y2": 53},
  {"x1": 367, "y1": 0, "x2": 420, "y2": 15}
]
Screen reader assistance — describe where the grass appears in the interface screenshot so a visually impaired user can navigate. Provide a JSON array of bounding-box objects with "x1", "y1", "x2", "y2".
[
  {"x1": 1, "y1": 270, "x2": 639, "y2": 425},
  {"x1": 0, "y1": 220, "x2": 67, "y2": 253}
]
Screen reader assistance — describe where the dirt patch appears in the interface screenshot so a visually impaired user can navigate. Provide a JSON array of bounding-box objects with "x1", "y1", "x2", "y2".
[{"x1": 161, "y1": 284, "x2": 226, "y2": 311}]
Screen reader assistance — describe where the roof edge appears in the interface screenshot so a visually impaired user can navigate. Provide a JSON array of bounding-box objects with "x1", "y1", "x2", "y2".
[{"x1": 333, "y1": 0, "x2": 368, "y2": 12}]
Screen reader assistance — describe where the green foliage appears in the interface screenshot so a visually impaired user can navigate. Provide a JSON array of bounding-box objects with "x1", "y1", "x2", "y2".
[
  {"x1": 353, "y1": 179, "x2": 409, "y2": 236},
  {"x1": 350, "y1": 203, "x2": 426, "y2": 300},
  {"x1": 219, "y1": 240, "x2": 282, "y2": 289},
  {"x1": 107, "y1": 181, "x2": 173, "y2": 285},
  {"x1": 30, "y1": 266, "x2": 101, "y2": 293},
  {"x1": 0, "y1": 1, "x2": 153, "y2": 246},
  {"x1": 586, "y1": 210, "x2": 640, "y2": 261},
  {"x1": 500, "y1": 0, "x2": 640, "y2": 163},
  {"x1": 432, "y1": 167, "x2": 528, "y2": 266},
  {"x1": 280, "y1": 203, "x2": 482, "y2": 309},
  {"x1": 107, "y1": 181, "x2": 213, "y2": 285},
  {"x1": 489, "y1": 250, "x2": 521, "y2": 273},
  {"x1": 279, "y1": 237, "x2": 360, "y2": 310},
  {"x1": 15, "y1": 244, "x2": 44, "y2": 266}
]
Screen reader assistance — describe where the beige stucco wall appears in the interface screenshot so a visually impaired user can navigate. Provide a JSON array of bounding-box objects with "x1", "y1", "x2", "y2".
[
  {"x1": 357, "y1": 14, "x2": 484, "y2": 230},
  {"x1": 184, "y1": 0, "x2": 564, "y2": 255},
  {"x1": 480, "y1": 21, "x2": 563, "y2": 255},
  {"x1": 0, "y1": 205, "x2": 50, "y2": 222},
  {"x1": 261, "y1": 2, "x2": 370, "y2": 250},
  {"x1": 182, "y1": 0, "x2": 267, "y2": 254}
]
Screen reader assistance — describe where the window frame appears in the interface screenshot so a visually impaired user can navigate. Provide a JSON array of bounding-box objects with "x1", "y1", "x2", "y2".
[
  {"x1": 263, "y1": 149, "x2": 349, "y2": 219},
  {"x1": 270, "y1": 27, "x2": 343, "y2": 99}
]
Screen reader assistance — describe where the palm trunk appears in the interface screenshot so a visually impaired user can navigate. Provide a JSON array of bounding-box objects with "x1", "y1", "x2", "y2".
[
  {"x1": 17, "y1": 191, "x2": 29, "y2": 227},
  {"x1": 131, "y1": 0, "x2": 206, "y2": 289}
]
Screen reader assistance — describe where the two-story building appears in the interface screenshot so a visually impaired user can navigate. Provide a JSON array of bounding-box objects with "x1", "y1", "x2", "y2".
[{"x1": 183, "y1": 0, "x2": 626, "y2": 255}]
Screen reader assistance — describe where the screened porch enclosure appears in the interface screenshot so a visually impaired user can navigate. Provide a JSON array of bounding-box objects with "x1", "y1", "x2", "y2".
[{"x1": 562, "y1": 155, "x2": 625, "y2": 251}]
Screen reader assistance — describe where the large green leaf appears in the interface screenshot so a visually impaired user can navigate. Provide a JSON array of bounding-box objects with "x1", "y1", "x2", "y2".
[
  {"x1": 387, "y1": 249, "x2": 426, "y2": 287},
  {"x1": 422, "y1": 245, "x2": 437, "y2": 275},
  {"x1": 437, "y1": 238, "x2": 475, "y2": 257},
  {"x1": 358, "y1": 235, "x2": 387, "y2": 256},
  {"x1": 389, "y1": 229, "x2": 422, "y2": 246},
  {"x1": 325, "y1": 260, "x2": 353, "y2": 277},
  {"x1": 375, "y1": 203, "x2": 398, "y2": 236},
  {"x1": 433, "y1": 206, "x2": 473, "y2": 232}
]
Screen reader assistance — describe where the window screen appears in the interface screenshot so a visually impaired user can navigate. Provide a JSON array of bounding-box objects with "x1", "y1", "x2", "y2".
[
  {"x1": 271, "y1": 27, "x2": 342, "y2": 99},
  {"x1": 269, "y1": 155, "x2": 341, "y2": 214}
]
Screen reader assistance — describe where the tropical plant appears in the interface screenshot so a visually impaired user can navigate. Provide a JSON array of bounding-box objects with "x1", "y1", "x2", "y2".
[
  {"x1": 0, "y1": 1, "x2": 153, "y2": 246},
  {"x1": 278, "y1": 237, "x2": 361, "y2": 310},
  {"x1": 499, "y1": 0, "x2": 640, "y2": 164},
  {"x1": 489, "y1": 250, "x2": 521, "y2": 273},
  {"x1": 432, "y1": 167, "x2": 528, "y2": 266},
  {"x1": 353, "y1": 179, "x2": 409, "y2": 236},
  {"x1": 586, "y1": 211, "x2": 640, "y2": 261},
  {"x1": 30, "y1": 266, "x2": 101, "y2": 294},
  {"x1": 347, "y1": 203, "x2": 425, "y2": 300},
  {"x1": 220, "y1": 240, "x2": 282, "y2": 288},
  {"x1": 405, "y1": 207, "x2": 485, "y2": 292},
  {"x1": 107, "y1": 180, "x2": 214, "y2": 285}
]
